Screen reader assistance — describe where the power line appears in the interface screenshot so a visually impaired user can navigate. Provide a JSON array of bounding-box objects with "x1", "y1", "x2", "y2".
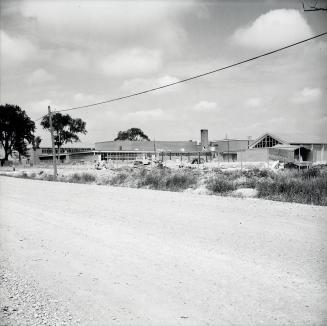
[{"x1": 37, "y1": 32, "x2": 326, "y2": 119}]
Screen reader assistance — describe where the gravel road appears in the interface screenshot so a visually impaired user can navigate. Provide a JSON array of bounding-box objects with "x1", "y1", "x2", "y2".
[{"x1": 0, "y1": 176, "x2": 326, "y2": 325}]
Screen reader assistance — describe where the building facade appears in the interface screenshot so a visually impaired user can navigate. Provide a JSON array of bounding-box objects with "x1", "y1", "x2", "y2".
[{"x1": 26, "y1": 131, "x2": 326, "y2": 164}]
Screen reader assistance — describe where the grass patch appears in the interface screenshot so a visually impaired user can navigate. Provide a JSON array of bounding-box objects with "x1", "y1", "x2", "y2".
[
  {"x1": 206, "y1": 174, "x2": 236, "y2": 194},
  {"x1": 136, "y1": 168, "x2": 199, "y2": 191},
  {"x1": 2, "y1": 164, "x2": 326, "y2": 205},
  {"x1": 67, "y1": 172, "x2": 96, "y2": 184},
  {"x1": 109, "y1": 172, "x2": 129, "y2": 186},
  {"x1": 256, "y1": 170, "x2": 327, "y2": 205}
]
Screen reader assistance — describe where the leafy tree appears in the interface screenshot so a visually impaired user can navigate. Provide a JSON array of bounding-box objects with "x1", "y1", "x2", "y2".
[
  {"x1": 41, "y1": 112, "x2": 87, "y2": 159},
  {"x1": 31, "y1": 135, "x2": 42, "y2": 165},
  {"x1": 114, "y1": 128, "x2": 150, "y2": 141},
  {"x1": 0, "y1": 104, "x2": 35, "y2": 162},
  {"x1": 31, "y1": 135, "x2": 42, "y2": 151}
]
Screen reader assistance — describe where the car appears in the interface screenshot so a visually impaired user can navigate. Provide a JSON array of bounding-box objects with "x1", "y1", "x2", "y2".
[{"x1": 191, "y1": 158, "x2": 205, "y2": 164}]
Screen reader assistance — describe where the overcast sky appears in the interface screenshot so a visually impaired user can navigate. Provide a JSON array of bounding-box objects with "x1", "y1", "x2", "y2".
[{"x1": 1, "y1": 0, "x2": 326, "y2": 146}]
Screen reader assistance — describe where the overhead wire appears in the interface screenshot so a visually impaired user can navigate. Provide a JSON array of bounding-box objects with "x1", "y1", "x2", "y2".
[{"x1": 36, "y1": 32, "x2": 327, "y2": 121}]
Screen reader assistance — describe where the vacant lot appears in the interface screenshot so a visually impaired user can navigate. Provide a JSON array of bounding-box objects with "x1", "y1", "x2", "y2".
[
  {"x1": 2, "y1": 164, "x2": 327, "y2": 205},
  {"x1": 0, "y1": 176, "x2": 326, "y2": 325}
]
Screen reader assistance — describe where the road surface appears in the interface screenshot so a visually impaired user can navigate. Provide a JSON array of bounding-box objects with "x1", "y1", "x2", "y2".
[{"x1": 0, "y1": 176, "x2": 326, "y2": 325}]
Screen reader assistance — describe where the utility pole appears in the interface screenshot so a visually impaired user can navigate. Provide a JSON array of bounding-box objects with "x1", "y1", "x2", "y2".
[
  {"x1": 153, "y1": 137, "x2": 156, "y2": 161},
  {"x1": 48, "y1": 106, "x2": 57, "y2": 181},
  {"x1": 227, "y1": 138, "x2": 230, "y2": 163}
]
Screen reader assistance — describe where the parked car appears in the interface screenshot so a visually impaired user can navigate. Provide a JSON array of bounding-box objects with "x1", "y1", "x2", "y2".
[{"x1": 191, "y1": 158, "x2": 205, "y2": 164}]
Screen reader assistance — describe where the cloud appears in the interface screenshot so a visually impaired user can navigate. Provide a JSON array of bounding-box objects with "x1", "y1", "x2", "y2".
[
  {"x1": 27, "y1": 68, "x2": 54, "y2": 84},
  {"x1": 73, "y1": 93, "x2": 98, "y2": 104},
  {"x1": 20, "y1": 1, "x2": 193, "y2": 50},
  {"x1": 291, "y1": 87, "x2": 322, "y2": 103},
  {"x1": 245, "y1": 97, "x2": 262, "y2": 108},
  {"x1": 232, "y1": 9, "x2": 313, "y2": 50},
  {"x1": 28, "y1": 99, "x2": 53, "y2": 117},
  {"x1": 122, "y1": 75, "x2": 181, "y2": 93},
  {"x1": 52, "y1": 49, "x2": 89, "y2": 70},
  {"x1": 100, "y1": 48, "x2": 162, "y2": 77},
  {"x1": 124, "y1": 108, "x2": 172, "y2": 121},
  {"x1": 193, "y1": 101, "x2": 218, "y2": 112},
  {"x1": 0, "y1": 30, "x2": 37, "y2": 65}
]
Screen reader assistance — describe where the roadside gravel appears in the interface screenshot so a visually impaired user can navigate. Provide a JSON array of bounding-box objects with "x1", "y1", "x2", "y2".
[
  {"x1": 0, "y1": 264, "x2": 76, "y2": 326},
  {"x1": 1, "y1": 176, "x2": 326, "y2": 325}
]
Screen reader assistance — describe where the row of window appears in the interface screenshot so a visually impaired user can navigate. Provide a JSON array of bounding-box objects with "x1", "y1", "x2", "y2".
[
  {"x1": 100, "y1": 152, "x2": 214, "y2": 161},
  {"x1": 41, "y1": 148, "x2": 93, "y2": 154}
]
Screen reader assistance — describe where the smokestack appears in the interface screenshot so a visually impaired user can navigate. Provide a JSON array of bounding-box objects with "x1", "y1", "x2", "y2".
[{"x1": 201, "y1": 129, "x2": 209, "y2": 151}]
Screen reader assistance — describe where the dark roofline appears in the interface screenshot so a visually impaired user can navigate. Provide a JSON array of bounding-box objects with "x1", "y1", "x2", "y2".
[
  {"x1": 211, "y1": 139, "x2": 252, "y2": 142},
  {"x1": 289, "y1": 142, "x2": 327, "y2": 145},
  {"x1": 95, "y1": 140, "x2": 197, "y2": 144}
]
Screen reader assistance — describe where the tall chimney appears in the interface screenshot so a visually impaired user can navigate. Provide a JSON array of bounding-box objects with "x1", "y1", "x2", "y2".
[{"x1": 201, "y1": 129, "x2": 209, "y2": 151}]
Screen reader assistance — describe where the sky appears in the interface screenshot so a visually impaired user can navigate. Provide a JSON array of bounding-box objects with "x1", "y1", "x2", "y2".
[{"x1": 1, "y1": 0, "x2": 327, "y2": 146}]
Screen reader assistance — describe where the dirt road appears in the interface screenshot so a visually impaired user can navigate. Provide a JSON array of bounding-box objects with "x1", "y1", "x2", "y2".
[{"x1": 0, "y1": 176, "x2": 326, "y2": 325}]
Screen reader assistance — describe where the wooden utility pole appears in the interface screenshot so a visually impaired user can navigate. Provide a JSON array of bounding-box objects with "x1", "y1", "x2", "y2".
[{"x1": 48, "y1": 106, "x2": 57, "y2": 181}]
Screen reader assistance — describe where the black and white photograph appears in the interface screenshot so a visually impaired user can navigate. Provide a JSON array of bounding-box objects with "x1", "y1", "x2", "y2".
[{"x1": 0, "y1": 0, "x2": 326, "y2": 325}]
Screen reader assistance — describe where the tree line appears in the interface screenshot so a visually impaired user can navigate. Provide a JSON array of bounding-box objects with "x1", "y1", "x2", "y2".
[
  {"x1": 0, "y1": 104, "x2": 87, "y2": 164},
  {"x1": 0, "y1": 103, "x2": 150, "y2": 164}
]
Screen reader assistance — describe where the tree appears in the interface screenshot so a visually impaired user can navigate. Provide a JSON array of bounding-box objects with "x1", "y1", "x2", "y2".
[
  {"x1": 31, "y1": 135, "x2": 42, "y2": 151},
  {"x1": 41, "y1": 112, "x2": 87, "y2": 159},
  {"x1": 0, "y1": 104, "x2": 35, "y2": 162},
  {"x1": 114, "y1": 128, "x2": 150, "y2": 141},
  {"x1": 31, "y1": 135, "x2": 42, "y2": 165}
]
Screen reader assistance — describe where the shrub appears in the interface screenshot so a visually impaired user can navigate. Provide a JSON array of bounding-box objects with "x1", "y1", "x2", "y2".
[
  {"x1": 68, "y1": 172, "x2": 96, "y2": 184},
  {"x1": 109, "y1": 172, "x2": 128, "y2": 185},
  {"x1": 141, "y1": 169, "x2": 163, "y2": 189},
  {"x1": 136, "y1": 168, "x2": 199, "y2": 191},
  {"x1": 165, "y1": 171, "x2": 198, "y2": 191},
  {"x1": 42, "y1": 174, "x2": 54, "y2": 181},
  {"x1": 206, "y1": 175, "x2": 236, "y2": 194}
]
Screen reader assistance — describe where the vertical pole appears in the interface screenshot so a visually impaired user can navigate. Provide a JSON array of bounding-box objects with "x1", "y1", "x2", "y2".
[
  {"x1": 48, "y1": 106, "x2": 57, "y2": 181},
  {"x1": 227, "y1": 139, "x2": 230, "y2": 162}
]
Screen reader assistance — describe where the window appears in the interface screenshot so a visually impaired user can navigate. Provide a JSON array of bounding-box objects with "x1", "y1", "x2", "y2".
[{"x1": 254, "y1": 135, "x2": 280, "y2": 148}]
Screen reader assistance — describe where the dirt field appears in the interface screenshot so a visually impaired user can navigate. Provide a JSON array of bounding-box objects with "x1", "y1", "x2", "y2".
[{"x1": 0, "y1": 176, "x2": 326, "y2": 325}]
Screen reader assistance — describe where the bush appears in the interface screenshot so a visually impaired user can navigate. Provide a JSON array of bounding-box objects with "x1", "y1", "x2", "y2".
[
  {"x1": 206, "y1": 175, "x2": 236, "y2": 194},
  {"x1": 68, "y1": 172, "x2": 96, "y2": 184},
  {"x1": 136, "y1": 168, "x2": 199, "y2": 191},
  {"x1": 109, "y1": 172, "x2": 128, "y2": 185},
  {"x1": 166, "y1": 171, "x2": 198, "y2": 191},
  {"x1": 42, "y1": 174, "x2": 54, "y2": 181}
]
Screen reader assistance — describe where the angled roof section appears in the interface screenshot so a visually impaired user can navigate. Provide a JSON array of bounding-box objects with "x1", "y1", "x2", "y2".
[{"x1": 249, "y1": 133, "x2": 288, "y2": 149}]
